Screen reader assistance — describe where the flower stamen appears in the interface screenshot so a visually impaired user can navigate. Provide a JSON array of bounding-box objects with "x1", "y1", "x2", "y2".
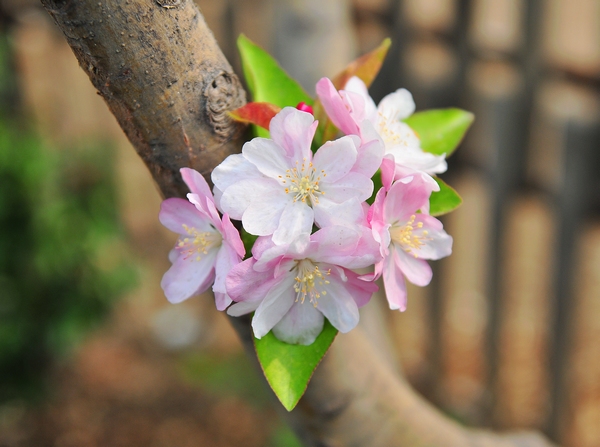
[
  {"x1": 293, "y1": 260, "x2": 330, "y2": 306},
  {"x1": 177, "y1": 224, "x2": 222, "y2": 261},
  {"x1": 389, "y1": 215, "x2": 429, "y2": 258},
  {"x1": 284, "y1": 161, "x2": 325, "y2": 206}
]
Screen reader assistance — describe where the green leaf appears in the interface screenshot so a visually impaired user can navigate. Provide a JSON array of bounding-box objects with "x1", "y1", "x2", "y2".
[
  {"x1": 255, "y1": 320, "x2": 338, "y2": 411},
  {"x1": 237, "y1": 34, "x2": 313, "y2": 108},
  {"x1": 403, "y1": 108, "x2": 474, "y2": 157},
  {"x1": 430, "y1": 178, "x2": 462, "y2": 216}
]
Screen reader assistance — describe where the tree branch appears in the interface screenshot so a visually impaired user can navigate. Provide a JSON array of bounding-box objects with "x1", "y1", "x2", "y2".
[
  {"x1": 40, "y1": 0, "x2": 246, "y2": 198},
  {"x1": 40, "y1": 1, "x2": 557, "y2": 446}
]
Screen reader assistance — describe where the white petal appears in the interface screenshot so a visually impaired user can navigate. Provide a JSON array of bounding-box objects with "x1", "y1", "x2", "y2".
[
  {"x1": 313, "y1": 197, "x2": 364, "y2": 229},
  {"x1": 377, "y1": 88, "x2": 415, "y2": 122},
  {"x1": 211, "y1": 153, "x2": 261, "y2": 192},
  {"x1": 161, "y1": 249, "x2": 218, "y2": 304},
  {"x1": 243, "y1": 138, "x2": 292, "y2": 180},
  {"x1": 322, "y1": 171, "x2": 373, "y2": 202},
  {"x1": 272, "y1": 302, "x2": 325, "y2": 345},
  {"x1": 313, "y1": 136, "x2": 357, "y2": 183},
  {"x1": 252, "y1": 275, "x2": 297, "y2": 338},
  {"x1": 272, "y1": 200, "x2": 313, "y2": 246},
  {"x1": 242, "y1": 189, "x2": 289, "y2": 236},
  {"x1": 388, "y1": 146, "x2": 447, "y2": 175},
  {"x1": 220, "y1": 177, "x2": 279, "y2": 220},
  {"x1": 316, "y1": 276, "x2": 360, "y2": 333}
]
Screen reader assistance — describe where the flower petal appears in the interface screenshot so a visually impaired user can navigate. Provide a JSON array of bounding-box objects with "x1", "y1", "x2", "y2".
[
  {"x1": 272, "y1": 302, "x2": 325, "y2": 345},
  {"x1": 377, "y1": 88, "x2": 415, "y2": 122},
  {"x1": 242, "y1": 188, "x2": 289, "y2": 236},
  {"x1": 161, "y1": 248, "x2": 218, "y2": 304},
  {"x1": 384, "y1": 175, "x2": 433, "y2": 223},
  {"x1": 394, "y1": 245, "x2": 432, "y2": 287},
  {"x1": 181, "y1": 167, "x2": 213, "y2": 201},
  {"x1": 212, "y1": 243, "x2": 242, "y2": 311},
  {"x1": 243, "y1": 137, "x2": 292, "y2": 180},
  {"x1": 211, "y1": 154, "x2": 261, "y2": 197},
  {"x1": 322, "y1": 171, "x2": 373, "y2": 202},
  {"x1": 159, "y1": 198, "x2": 212, "y2": 234},
  {"x1": 316, "y1": 273, "x2": 360, "y2": 333},
  {"x1": 382, "y1": 249, "x2": 408, "y2": 311},
  {"x1": 272, "y1": 200, "x2": 313, "y2": 246},
  {"x1": 220, "y1": 177, "x2": 280, "y2": 221},
  {"x1": 269, "y1": 107, "x2": 317, "y2": 160},
  {"x1": 252, "y1": 275, "x2": 297, "y2": 339},
  {"x1": 316, "y1": 77, "x2": 360, "y2": 136}
]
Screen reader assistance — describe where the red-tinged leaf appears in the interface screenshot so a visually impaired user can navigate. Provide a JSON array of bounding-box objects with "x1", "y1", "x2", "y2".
[
  {"x1": 332, "y1": 38, "x2": 391, "y2": 89},
  {"x1": 228, "y1": 102, "x2": 282, "y2": 130}
]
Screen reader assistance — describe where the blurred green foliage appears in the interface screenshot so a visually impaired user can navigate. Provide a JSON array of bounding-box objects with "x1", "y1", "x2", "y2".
[{"x1": 0, "y1": 34, "x2": 134, "y2": 402}]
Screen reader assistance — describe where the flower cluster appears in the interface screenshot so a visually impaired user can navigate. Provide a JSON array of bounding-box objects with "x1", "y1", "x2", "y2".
[{"x1": 159, "y1": 76, "x2": 453, "y2": 345}]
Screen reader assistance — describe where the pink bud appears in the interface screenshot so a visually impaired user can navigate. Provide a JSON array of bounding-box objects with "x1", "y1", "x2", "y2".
[{"x1": 296, "y1": 102, "x2": 314, "y2": 115}]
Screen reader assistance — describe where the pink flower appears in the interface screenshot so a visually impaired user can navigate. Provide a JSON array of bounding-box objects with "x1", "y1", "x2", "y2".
[
  {"x1": 159, "y1": 168, "x2": 245, "y2": 310},
  {"x1": 226, "y1": 226, "x2": 379, "y2": 345},
  {"x1": 367, "y1": 174, "x2": 452, "y2": 311},
  {"x1": 212, "y1": 107, "x2": 382, "y2": 246},
  {"x1": 316, "y1": 76, "x2": 447, "y2": 176}
]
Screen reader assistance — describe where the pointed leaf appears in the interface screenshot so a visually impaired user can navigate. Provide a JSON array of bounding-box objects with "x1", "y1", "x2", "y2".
[
  {"x1": 229, "y1": 102, "x2": 282, "y2": 130},
  {"x1": 403, "y1": 108, "x2": 474, "y2": 157},
  {"x1": 430, "y1": 178, "x2": 462, "y2": 216},
  {"x1": 237, "y1": 34, "x2": 313, "y2": 108},
  {"x1": 314, "y1": 38, "x2": 391, "y2": 146},
  {"x1": 255, "y1": 320, "x2": 338, "y2": 411},
  {"x1": 332, "y1": 38, "x2": 391, "y2": 89}
]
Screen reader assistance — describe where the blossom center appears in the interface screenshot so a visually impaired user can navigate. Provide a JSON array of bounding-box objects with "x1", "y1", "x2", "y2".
[
  {"x1": 281, "y1": 158, "x2": 326, "y2": 206},
  {"x1": 376, "y1": 114, "x2": 411, "y2": 147},
  {"x1": 177, "y1": 224, "x2": 222, "y2": 261},
  {"x1": 293, "y1": 259, "x2": 330, "y2": 306},
  {"x1": 389, "y1": 215, "x2": 428, "y2": 257}
]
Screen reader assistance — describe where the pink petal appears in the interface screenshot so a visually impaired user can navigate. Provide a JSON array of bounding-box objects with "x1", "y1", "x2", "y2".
[
  {"x1": 269, "y1": 107, "x2": 317, "y2": 160},
  {"x1": 227, "y1": 300, "x2": 261, "y2": 317},
  {"x1": 161, "y1": 248, "x2": 218, "y2": 304},
  {"x1": 221, "y1": 213, "x2": 245, "y2": 258},
  {"x1": 181, "y1": 167, "x2": 213, "y2": 201},
  {"x1": 354, "y1": 122, "x2": 384, "y2": 177},
  {"x1": 226, "y1": 258, "x2": 274, "y2": 303},
  {"x1": 212, "y1": 244, "x2": 242, "y2": 311},
  {"x1": 394, "y1": 245, "x2": 432, "y2": 287},
  {"x1": 412, "y1": 215, "x2": 453, "y2": 260},
  {"x1": 159, "y1": 198, "x2": 212, "y2": 234},
  {"x1": 344, "y1": 76, "x2": 377, "y2": 121},
  {"x1": 272, "y1": 302, "x2": 325, "y2": 345},
  {"x1": 252, "y1": 275, "x2": 297, "y2": 338},
  {"x1": 315, "y1": 77, "x2": 360, "y2": 136},
  {"x1": 383, "y1": 175, "x2": 432, "y2": 223},
  {"x1": 382, "y1": 249, "x2": 408, "y2": 311}
]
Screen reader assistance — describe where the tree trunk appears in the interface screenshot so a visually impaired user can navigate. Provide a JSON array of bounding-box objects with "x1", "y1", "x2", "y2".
[{"x1": 40, "y1": 1, "x2": 557, "y2": 446}]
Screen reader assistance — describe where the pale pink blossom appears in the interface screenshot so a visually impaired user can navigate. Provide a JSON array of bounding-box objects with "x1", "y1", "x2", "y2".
[
  {"x1": 316, "y1": 76, "x2": 447, "y2": 177},
  {"x1": 367, "y1": 174, "x2": 452, "y2": 311},
  {"x1": 159, "y1": 168, "x2": 244, "y2": 310},
  {"x1": 212, "y1": 107, "x2": 382, "y2": 246},
  {"x1": 226, "y1": 226, "x2": 379, "y2": 345}
]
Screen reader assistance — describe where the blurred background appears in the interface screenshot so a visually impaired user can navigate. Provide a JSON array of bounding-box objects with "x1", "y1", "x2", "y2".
[{"x1": 0, "y1": 0, "x2": 598, "y2": 446}]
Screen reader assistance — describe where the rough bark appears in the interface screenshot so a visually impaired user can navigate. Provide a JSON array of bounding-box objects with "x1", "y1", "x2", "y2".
[
  {"x1": 40, "y1": 0, "x2": 246, "y2": 198},
  {"x1": 40, "y1": 1, "x2": 557, "y2": 446}
]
